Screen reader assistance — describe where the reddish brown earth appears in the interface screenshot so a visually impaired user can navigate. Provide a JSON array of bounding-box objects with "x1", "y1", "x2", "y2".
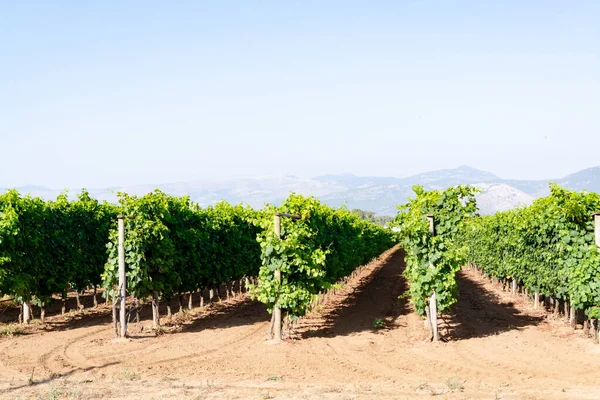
[{"x1": 1, "y1": 246, "x2": 600, "y2": 399}]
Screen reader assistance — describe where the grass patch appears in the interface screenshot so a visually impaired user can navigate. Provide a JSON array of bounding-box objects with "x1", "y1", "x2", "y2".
[
  {"x1": 372, "y1": 318, "x2": 385, "y2": 329},
  {"x1": 36, "y1": 385, "x2": 62, "y2": 400},
  {"x1": 119, "y1": 368, "x2": 141, "y2": 381},
  {"x1": 446, "y1": 377, "x2": 465, "y2": 392},
  {"x1": 415, "y1": 382, "x2": 442, "y2": 396},
  {"x1": 0, "y1": 324, "x2": 22, "y2": 337}
]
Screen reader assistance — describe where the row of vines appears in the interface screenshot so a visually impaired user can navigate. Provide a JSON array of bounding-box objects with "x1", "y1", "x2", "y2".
[
  {"x1": 391, "y1": 185, "x2": 478, "y2": 340},
  {"x1": 252, "y1": 194, "x2": 397, "y2": 339},
  {"x1": 102, "y1": 190, "x2": 263, "y2": 329},
  {"x1": 461, "y1": 184, "x2": 600, "y2": 341},
  {"x1": 0, "y1": 189, "x2": 116, "y2": 322},
  {"x1": 393, "y1": 183, "x2": 600, "y2": 343},
  {"x1": 1, "y1": 189, "x2": 396, "y2": 337}
]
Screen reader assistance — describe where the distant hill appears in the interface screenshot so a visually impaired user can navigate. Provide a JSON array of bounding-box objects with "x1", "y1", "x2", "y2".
[{"x1": 3, "y1": 166, "x2": 600, "y2": 216}]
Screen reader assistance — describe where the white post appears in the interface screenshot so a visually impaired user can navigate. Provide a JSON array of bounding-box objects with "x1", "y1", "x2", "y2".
[
  {"x1": 118, "y1": 215, "x2": 127, "y2": 338},
  {"x1": 22, "y1": 301, "x2": 31, "y2": 324},
  {"x1": 273, "y1": 214, "x2": 282, "y2": 342},
  {"x1": 594, "y1": 212, "x2": 600, "y2": 343},
  {"x1": 594, "y1": 212, "x2": 600, "y2": 247},
  {"x1": 426, "y1": 214, "x2": 439, "y2": 342}
]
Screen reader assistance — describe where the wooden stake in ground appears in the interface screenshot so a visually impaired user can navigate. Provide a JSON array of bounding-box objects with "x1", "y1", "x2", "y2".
[
  {"x1": 594, "y1": 212, "x2": 600, "y2": 249},
  {"x1": 426, "y1": 214, "x2": 439, "y2": 342},
  {"x1": 271, "y1": 212, "x2": 301, "y2": 342},
  {"x1": 117, "y1": 215, "x2": 127, "y2": 338},
  {"x1": 594, "y1": 212, "x2": 600, "y2": 342},
  {"x1": 273, "y1": 214, "x2": 282, "y2": 342}
]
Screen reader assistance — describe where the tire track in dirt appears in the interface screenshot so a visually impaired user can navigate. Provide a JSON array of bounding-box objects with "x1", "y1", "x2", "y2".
[
  {"x1": 38, "y1": 327, "x2": 108, "y2": 376},
  {"x1": 61, "y1": 295, "x2": 272, "y2": 376},
  {"x1": 148, "y1": 322, "x2": 269, "y2": 368}
]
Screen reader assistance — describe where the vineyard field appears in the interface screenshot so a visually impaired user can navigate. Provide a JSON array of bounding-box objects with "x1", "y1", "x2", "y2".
[
  {"x1": 1, "y1": 184, "x2": 600, "y2": 399},
  {"x1": 2, "y1": 247, "x2": 600, "y2": 399}
]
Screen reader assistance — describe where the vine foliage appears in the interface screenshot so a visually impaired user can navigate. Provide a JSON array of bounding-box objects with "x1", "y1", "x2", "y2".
[
  {"x1": 0, "y1": 189, "x2": 115, "y2": 309},
  {"x1": 391, "y1": 185, "x2": 478, "y2": 316},
  {"x1": 102, "y1": 190, "x2": 262, "y2": 306},
  {"x1": 251, "y1": 194, "x2": 397, "y2": 319},
  {"x1": 462, "y1": 184, "x2": 600, "y2": 318}
]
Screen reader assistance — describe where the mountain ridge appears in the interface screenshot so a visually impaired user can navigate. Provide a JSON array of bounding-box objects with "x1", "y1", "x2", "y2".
[{"x1": 3, "y1": 166, "x2": 599, "y2": 216}]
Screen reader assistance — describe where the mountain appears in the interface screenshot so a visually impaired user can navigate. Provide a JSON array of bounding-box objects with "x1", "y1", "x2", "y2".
[
  {"x1": 557, "y1": 167, "x2": 600, "y2": 194},
  {"x1": 3, "y1": 166, "x2": 599, "y2": 216},
  {"x1": 470, "y1": 183, "x2": 534, "y2": 215}
]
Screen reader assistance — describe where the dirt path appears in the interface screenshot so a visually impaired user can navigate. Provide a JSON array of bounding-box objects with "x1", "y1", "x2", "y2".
[{"x1": 1, "y1": 247, "x2": 600, "y2": 399}]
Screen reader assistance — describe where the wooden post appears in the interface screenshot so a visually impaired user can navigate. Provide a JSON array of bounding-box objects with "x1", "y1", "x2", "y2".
[
  {"x1": 426, "y1": 214, "x2": 439, "y2": 342},
  {"x1": 273, "y1": 214, "x2": 282, "y2": 342},
  {"x1": 427, "y1": 213, "x2": 435, "y2": 236},
  {"x1": 117, "y1": 215, "x2": 127, "y2": 338},
  {"x1": 594, "y1": 212, "x2": 600, "y2": 248},
  {"x1": 512, "y1": 278, "x2": 517, "y2": 296},
  {"x1": 429, "y1": 293, "x2": 438, "y2": 341},
  {"x1": 594, "y1": 213, "x2": 600, "y2": 340},
  {"x1": 268, "y1": 212, "x2": 300, "y2": 342}
]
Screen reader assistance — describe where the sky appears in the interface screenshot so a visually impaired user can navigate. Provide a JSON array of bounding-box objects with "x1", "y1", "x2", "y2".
[{"x1": 1, "y1": 1, "x2": 599, "y2": 189}]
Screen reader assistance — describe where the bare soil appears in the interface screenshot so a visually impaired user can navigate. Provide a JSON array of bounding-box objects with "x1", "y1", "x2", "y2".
[{"x1": 1, "y1": 246, "x2": 600, "y2": 400}]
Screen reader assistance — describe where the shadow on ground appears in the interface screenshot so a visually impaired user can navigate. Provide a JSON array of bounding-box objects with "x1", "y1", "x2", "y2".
[
  {"x1": 298, "y1": 248, "x2": 410, "y2": 339},
  {"x1": 2, "y1": 284, "x2": 266, "y2": 335},
  {"x1": 442, "y1": 270, "x2": 544, "y2": 341}
]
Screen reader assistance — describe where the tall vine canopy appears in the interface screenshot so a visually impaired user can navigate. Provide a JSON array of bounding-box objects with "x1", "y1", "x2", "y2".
[
  {"x1": 0, "y1": 189, "x2": 116, "y2": 306},
  {"x1": 391, "y1": 185, "x2": 478, "y2": 316},
  {"x1": 252, "y1": 194, "x2": 397, "y2": 319},
  {"x1": 462, "y1": 184, "x2": 600, "y2": 319},
  {"x1": 102, "y1": 190, "x2": 263, "y2": 302}
]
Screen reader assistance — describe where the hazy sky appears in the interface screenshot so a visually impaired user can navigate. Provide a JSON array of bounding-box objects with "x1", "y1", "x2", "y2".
[{"x1": 1, "y1": 1, "x2": 599, "y2": 188}]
